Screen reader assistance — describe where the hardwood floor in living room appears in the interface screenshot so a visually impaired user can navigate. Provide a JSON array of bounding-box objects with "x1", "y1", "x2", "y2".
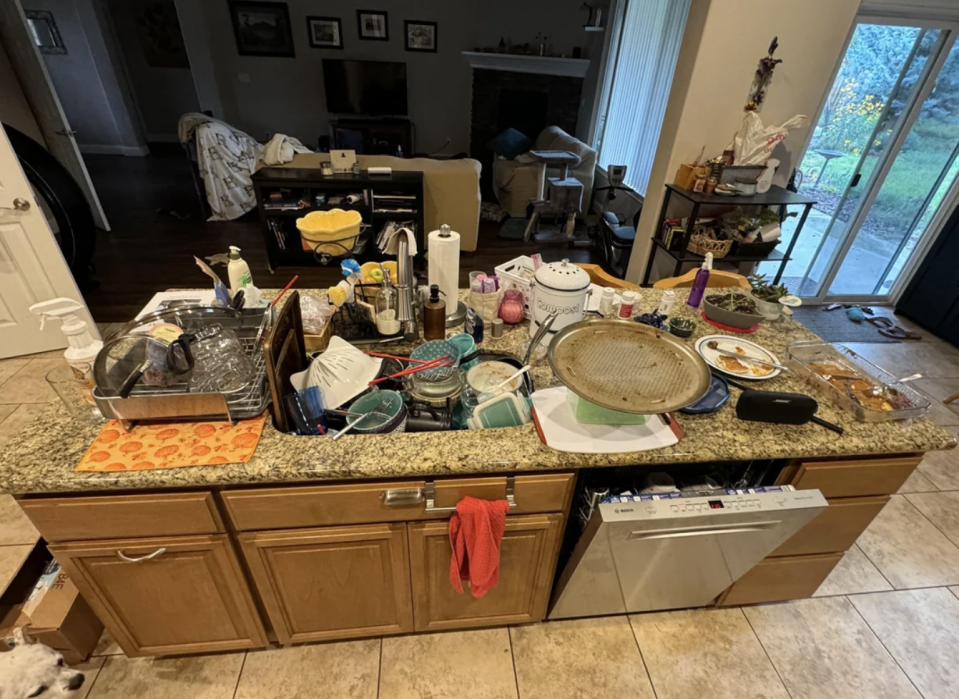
[{"x1": 80, "y1": 147, "x2": 599, "y2": 322}]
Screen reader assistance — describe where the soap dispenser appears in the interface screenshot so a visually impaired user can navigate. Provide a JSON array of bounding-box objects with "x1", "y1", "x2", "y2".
[{"x1": 423, "y1": 284, "x2": 446, "y2": 341}]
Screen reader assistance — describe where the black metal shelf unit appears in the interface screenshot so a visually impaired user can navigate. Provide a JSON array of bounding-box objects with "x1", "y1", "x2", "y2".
[
  {"x1": 642, "y1": 184, "x2": 817, "y2": 286},
  {"x1": 252, "y1": 167, "x2": 424, "y2": 271}
]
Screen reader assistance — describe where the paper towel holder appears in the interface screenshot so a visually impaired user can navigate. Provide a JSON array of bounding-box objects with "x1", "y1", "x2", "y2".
[{"x1": 433, "y1": 224, "x2": 467, "y2": 327}]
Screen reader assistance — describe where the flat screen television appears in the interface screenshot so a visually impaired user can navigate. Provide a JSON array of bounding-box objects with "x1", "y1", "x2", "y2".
[{"x1": 322, "y1": 59, "x2": 408, "y2": 116}]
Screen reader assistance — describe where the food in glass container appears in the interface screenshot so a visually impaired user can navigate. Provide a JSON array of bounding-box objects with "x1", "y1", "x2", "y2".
[{"x1": 805, "y1": 361, "x2": 904, "y2": 412}]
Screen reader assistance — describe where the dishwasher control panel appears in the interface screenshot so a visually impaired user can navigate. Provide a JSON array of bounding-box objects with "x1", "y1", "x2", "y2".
[{"x1": 599, "y1": 486, "x2": 827, "y2": 521}]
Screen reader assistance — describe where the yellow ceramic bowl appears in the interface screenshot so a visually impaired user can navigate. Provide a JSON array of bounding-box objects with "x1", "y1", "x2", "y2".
[{"x1": 296, "y1": 209, "x2": 362, "y2": 256}]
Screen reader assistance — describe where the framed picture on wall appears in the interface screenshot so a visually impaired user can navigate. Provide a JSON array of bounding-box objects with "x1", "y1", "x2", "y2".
[
  {"x1": 306, "y1": 16, "x2": 342, "y2": 49},
  {"x1": 357, "y1": 10, "x2": 388, "y2": 41},
  {"x1": 228, "y1": 1, "x2": 295, "y2": 57},
  {"x1": 405, "y1": 20, "x2": 437, "y2": 52}
]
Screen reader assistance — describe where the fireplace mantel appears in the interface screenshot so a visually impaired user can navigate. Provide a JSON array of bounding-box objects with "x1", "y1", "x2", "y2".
[{"x1": 462, "y1": 51, "x2": 590, "y2": 78}]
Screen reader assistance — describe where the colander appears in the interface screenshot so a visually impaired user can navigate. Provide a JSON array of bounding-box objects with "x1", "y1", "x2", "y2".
[{"x1": 547, "y1": 319, "x2": 711, "y2": 414}]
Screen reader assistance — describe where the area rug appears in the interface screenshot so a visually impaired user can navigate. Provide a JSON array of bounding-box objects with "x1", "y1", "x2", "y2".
[{"x1": 790, "y1": 306, "x2": 899, "y2": 344}]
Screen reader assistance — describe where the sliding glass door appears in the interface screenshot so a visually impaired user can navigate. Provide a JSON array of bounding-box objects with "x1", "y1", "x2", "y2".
[{"x1": 761, "y1": 18, "x2": 959, "y2": 303}]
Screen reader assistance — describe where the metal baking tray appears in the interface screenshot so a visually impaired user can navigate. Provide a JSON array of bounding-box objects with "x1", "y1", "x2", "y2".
[
  {"x1": 786, "y1": 341, "x2": 929, "y2": 422},
  {"x1": 548, "y1": 319, "x2": 712, "y2": 414}
]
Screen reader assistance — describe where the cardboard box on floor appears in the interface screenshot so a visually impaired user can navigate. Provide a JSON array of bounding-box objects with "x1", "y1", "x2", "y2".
[{"x1": 0, "y1": 551, "x2": 103, "y2": 665}]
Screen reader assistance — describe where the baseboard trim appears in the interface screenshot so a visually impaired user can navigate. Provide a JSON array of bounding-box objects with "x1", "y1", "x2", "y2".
[
  {"x1": 78, "y1": 144, "x2": 150, "y2": 157},
  {"x1": 146, "y1": 133, "x2": 180, "y2": 143}
]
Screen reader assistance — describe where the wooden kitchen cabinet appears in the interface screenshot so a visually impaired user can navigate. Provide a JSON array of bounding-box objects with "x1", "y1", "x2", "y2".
[
  {"x1": 238, "y1": 523, "x2": 414, "y2": 645},
  {"x1": 50, "y1": 534, "x2": 267, "y2": 657},
  {"x1": 407, "y1": 514, "x2": 563, "y2": 632}
]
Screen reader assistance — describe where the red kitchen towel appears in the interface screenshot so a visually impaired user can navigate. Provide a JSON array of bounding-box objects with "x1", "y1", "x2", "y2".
[{"x1": 449, "y1": 497, "x2": 511, "y2": 598}]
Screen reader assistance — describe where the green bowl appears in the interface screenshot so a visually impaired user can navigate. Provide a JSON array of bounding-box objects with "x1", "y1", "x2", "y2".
[{"x1": 668, "y1": 317, "x2": 696, "y2": 338}]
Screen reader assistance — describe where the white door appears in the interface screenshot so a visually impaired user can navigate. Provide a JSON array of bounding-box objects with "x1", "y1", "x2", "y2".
[
  {"x1": 0, "y1": 0, "x2": 110, "y2": 231},
  {"x1": 0, "y1": 120, "x2": 96, "y2": 358}
]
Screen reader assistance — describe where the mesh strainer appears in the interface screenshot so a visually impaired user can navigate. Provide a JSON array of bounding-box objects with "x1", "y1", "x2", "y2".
[{"x1": 547, "y1": 319, "x2": 712, "y2": 414}]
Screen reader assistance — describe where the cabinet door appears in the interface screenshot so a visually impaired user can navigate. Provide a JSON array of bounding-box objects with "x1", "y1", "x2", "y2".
[
  {"x1": 239, "y1": 524, "x2": 414, "y2": 644},
  {"x1": 408, "y1": 514, "x2": 563, "y2": 632},
  {"x1": 50, "y1": 535, "x2": 267, "y2": 657}
]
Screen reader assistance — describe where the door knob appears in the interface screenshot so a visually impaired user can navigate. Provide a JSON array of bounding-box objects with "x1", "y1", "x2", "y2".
[{"x1": 0, "y1": 198, "x2": 30, "y2": 214}]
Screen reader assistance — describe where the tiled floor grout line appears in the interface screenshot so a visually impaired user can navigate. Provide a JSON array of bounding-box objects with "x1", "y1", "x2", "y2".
[
  {"x1": 899, "y1": 493, "x2": 959, "y2": 558},
  {"x1": 230, "y1": 651, "x2": 248, "y2": 699},
  {"x1": 625, "y1": 615, "x2": 661, "y2": 699},
  {"x1": 845, "y1": 594, "x2": 927, "y2": 699},
  {"x1": 507, "y1": 627, "x2": 522, "y2": 699},
  {"x1": 375, "y1": 637, "x2": 383, "y2": 699},
  {"x1": 83, "y1": 656, "x2": 108, "y2": 699},
  {"x1": 849, "y1": 541, "x2": 897, "y2": 591},
  {"x1": 739, "y1": 608, "x2": 796, "y2": 699}
]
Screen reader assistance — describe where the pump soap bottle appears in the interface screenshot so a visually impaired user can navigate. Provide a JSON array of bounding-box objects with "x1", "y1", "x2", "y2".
[{"x1": 423, "y1": 284, "x2": 447, "y2": 341}]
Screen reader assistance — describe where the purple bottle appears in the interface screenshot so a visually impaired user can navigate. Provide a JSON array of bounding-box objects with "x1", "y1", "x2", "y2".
[{"x1": 686, "y1": 252, "x2": 713, "y2": 308}]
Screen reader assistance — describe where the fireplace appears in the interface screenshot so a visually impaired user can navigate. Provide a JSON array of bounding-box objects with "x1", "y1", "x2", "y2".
[{"x1": 468, "y1": 65, "x2": 584, "y2": 194}]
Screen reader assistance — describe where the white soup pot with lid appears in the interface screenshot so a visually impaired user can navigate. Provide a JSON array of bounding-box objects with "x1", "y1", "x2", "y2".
[{"x1": 530, "y1": 259, "x2": 592, "y2": 338}]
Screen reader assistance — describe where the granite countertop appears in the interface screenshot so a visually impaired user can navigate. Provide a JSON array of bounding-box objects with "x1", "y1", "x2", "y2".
[{"x1": 0, "y1": 288, "x2": 953, "y2": 495}]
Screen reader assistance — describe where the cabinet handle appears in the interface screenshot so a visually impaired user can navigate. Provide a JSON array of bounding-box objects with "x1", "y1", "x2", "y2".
[
  {"x1": 423, "y1": 476, "x2": 518, "y2": 512},
  {"x1": 380, "y1": 488, "x2": 425, "y2": 507},
  {"x1": 117, "y1": 547, "x2": 166, "y2": 562}
]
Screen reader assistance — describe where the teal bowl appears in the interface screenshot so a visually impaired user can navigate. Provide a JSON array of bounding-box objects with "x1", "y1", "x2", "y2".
[
  {"x1": 410, "y1": 339, "x2": 461, "y2": 378},
  {"x1": 448, "y1": 333, "x2": 478, "y2": 370}
]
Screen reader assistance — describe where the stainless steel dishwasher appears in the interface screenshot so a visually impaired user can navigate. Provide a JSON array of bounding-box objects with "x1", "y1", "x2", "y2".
[{"x1": 548, "y1": 486, "x2": 827, "y2": 619}]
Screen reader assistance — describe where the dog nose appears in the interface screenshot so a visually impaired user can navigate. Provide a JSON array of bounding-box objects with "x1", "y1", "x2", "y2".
[{"x1": 67, "y1": 674, "x2": 85, "y2": 691}]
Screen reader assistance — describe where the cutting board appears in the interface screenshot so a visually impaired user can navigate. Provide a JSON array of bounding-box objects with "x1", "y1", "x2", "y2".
[{"x1": 531, "y1": 387, "x2": 683, "y2": 453}]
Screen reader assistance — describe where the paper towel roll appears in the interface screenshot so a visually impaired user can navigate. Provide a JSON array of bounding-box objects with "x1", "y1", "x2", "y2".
[{"x1": 427, "y1": 225, "x2": 461, "y2": 307}]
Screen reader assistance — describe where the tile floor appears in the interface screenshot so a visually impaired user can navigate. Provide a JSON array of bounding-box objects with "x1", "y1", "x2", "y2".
[{"x1": 2, "y1": 312, "x2": 959, "y2": 699}]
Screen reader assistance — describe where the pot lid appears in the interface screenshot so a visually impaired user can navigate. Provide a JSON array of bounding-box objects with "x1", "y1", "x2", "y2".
[{"x1": 534, "y1": 259, "x2": 590, "y2": 292}]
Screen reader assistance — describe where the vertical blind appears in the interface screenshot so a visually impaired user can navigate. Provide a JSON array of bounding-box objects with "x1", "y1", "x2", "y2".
[{"x1": 597, "y1": 0, "x2": 692, "y2": 195}]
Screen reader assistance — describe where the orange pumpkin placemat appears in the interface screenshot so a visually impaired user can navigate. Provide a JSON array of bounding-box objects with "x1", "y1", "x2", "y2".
[{"x1": 77, "y1": 415, "x2": 268, "y2": 472}]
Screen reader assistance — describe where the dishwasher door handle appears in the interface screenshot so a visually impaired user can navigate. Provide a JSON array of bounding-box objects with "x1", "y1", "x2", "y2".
[{"x1": 627, "y1": 521, "x2": 782, "y2": 540}]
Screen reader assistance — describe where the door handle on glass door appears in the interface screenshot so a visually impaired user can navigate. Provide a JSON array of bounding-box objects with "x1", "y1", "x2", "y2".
[
  {"x1": 850, "y1": 173, "x2": 862, "y2": 187},
  {"x1": 0, "y1": 198, "x2": 31, "y2": 216}
]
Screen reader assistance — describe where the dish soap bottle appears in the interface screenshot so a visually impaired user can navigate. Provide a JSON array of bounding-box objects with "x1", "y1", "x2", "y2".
[
  {"x1": 227, "y1": 246, "x2": 253, "y2": 295},
  {"x1": 423, "y1": 284, "x2": 446, "y2": 340},
  {"x1": 29, "y1": 298, "x2": 103, "y2": 404},
  {"x1": 686, "y1": 252, "x2": 713, "y2": 309}
]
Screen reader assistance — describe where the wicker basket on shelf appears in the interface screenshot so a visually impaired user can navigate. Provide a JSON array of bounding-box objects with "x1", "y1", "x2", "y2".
[{"x1": 687, "y1": 232, "x2": 733, "y2": 258}]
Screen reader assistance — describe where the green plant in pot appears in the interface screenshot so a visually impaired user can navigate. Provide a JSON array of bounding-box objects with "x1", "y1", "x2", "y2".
[
  {"x1": 703, "y1": 291, "x2": 763, "y2": 329},
  {"x1": 748, "y1": 273, "x2": 790, "y2": 320}
]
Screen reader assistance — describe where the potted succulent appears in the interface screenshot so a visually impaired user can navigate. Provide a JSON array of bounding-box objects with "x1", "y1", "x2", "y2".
[
  {"x1": 703, "y1": 291, "x2": 764, "y2": 329},
  {"x1": 748, "y1": 273, "x2": 790, "y2": 320}
]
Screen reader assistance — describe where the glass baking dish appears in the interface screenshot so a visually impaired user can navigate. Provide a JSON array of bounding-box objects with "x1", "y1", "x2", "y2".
[{"x1": 786, "y1": 341, "x2": 930, "y2": 422}]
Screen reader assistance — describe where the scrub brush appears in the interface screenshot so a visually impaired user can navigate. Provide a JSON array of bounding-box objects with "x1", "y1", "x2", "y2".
[{"x1": 328, "y1": 284, "x2": 348, "y2": 308}]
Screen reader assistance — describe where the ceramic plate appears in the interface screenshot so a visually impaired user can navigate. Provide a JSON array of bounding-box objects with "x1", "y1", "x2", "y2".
[{"x1": 695, "y1": 335, "x2": 781, "y2": 381}]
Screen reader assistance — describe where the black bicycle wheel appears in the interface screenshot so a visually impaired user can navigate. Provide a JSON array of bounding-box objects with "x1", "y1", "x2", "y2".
[{"x1": 3, "y1": 123, "x2": 98, "y2": 290}]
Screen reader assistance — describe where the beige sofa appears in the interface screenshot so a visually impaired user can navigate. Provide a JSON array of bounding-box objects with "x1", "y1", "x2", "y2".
[
  {"x1": 278, "y1": 154, "x2": 482, "y2": 252},
  {"x1": 492, "y1": 126, "x2": 597, "y2": 218}
]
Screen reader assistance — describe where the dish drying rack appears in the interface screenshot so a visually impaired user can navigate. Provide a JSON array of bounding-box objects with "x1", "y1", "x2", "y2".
[{"x1": 93, "y1": 307, "x2": 273, "y2": 426}]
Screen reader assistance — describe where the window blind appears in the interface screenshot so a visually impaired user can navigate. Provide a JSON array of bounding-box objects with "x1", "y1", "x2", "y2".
[{"x1": 598, "y1": 0, "x2": 691, "y2": 195}]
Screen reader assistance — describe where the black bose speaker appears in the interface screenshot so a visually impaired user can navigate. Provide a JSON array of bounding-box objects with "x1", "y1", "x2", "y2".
[{"x1": 736, "y1": 389, "x2": 843, "y2": 434}]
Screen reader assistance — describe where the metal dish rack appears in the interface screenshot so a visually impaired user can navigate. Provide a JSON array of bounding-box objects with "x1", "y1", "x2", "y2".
[{"x1": 93, "y1": 307, "x2": 272, "y2": 425}]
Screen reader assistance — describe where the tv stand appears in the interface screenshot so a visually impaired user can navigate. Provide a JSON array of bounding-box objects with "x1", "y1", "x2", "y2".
[{"x1": 329, "y1": 117, "x2": 414, "y2": 156}]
